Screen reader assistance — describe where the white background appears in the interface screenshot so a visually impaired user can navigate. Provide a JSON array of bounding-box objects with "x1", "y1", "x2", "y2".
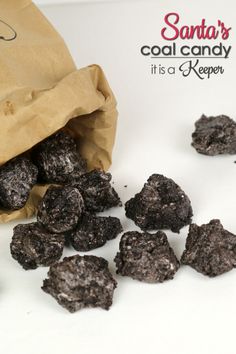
[{"x1": 1, "y1": 1, "x2": 236, "y2": 354}]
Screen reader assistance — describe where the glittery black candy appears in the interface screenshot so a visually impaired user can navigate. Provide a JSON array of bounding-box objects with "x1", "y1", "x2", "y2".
[
  {"x1": 115, "y1": 231, "x2": 180, "y2": 283},
  {"x1": 37, "y1": 185, "x2": 84, "y2": 233},
  {"x1": 33, "y1": 131, "x2": 87, "y2": 183},
  {"x1": 181, "y1": 219, "x2": 236, "y2": 277},
  {"x1": 125, "y1": 174, "x2": 193, "y2": 233},
  {"x1": 192, "y1": 114, "x2": 236, "y2": 155},
  {"x1": 10, "y1": 222, "x2": 65, "y2": 270},
  {"x1": 0, "y1": 156, "x2": 38, "y2": 210},
  {"x1": 69, "y1": 213, "x2": 123, "y2": 252},
  {"x1": 42, "y1": 255, "x2": 117, "y2": 313},
  {"x1": 73, "y1": 170, "x2": 121, "y2": 212}
]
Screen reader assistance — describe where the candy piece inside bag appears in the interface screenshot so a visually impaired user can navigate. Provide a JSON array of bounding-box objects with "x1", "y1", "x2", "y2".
[
  {"x1": 32, "y1": 131, "x2": 87, "y2": 184},
  {"x1": 0, "y1": 156, "x2": 38, "y2": 210}
]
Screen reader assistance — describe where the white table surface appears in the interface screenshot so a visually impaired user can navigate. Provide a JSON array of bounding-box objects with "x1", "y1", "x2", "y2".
[{"x1": 1, "y1": 1, "x2": 236, "y2": 353}]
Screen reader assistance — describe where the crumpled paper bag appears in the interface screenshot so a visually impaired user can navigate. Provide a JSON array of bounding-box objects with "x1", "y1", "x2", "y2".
[{"x1": 0, "y1": 0, "x2": 118, "y2": 223}]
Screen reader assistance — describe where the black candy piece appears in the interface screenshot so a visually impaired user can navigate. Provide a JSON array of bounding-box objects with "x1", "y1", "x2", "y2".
[
  {"x1": 181, "y1": 219, "x2": 236, "y2": 277},
  {"x1": 10, "y1": 222, "x2": 65, "y2": 270},
  {"x1": 69, "y1": 213, "x2": 123, "y2": 252},
  {"x1": 125, "y1": 174, "x2": 193, "y2": 233},
  {"x1": 0, "y1": 156, "x2": 38, "y2": 210},
  {"x1": 73, "y1": 170, "x2": 121, "y2": 212},
  {"x1": 42, "y1": 255, "x2": 117, "y2": 313},
  {"x1": 114, "y1": 231, "x2": 180, "y2": 283},
  {"x1": 192, "y1": 114, "x2": 236, "y2": 155},
  {"x1": 37, "y1": 185, "x2": 84, "y2": 233},
  {"x1": 33, "y1": 131, "x2": 87, "y2": 183}
]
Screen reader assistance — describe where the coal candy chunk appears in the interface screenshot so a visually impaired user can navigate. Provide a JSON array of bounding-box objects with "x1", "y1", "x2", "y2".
[
  {"x1": 10, "y1": 222, "x2": 65, "y2": 270},
  {"x1": 114, "y1": 231, "x2": 179, "y2": 283},
  {"x1": 37, "y1": 185, "x2": 84, "y2": 233},
  {"x1": 181, "y1": 219, "x2": 236, "y2": 277},
  {"x1": 33, "y1": 131, "x2": 87, "y2": 183},
  {"x1": 192, "y1": 114, "x2": 236, "y2": 156},
  {"x1": 73, "y1": 170, "x2": 121, "y2": 212},
  {"x1": 0, "y1": 156, "x2": 38, "y2": 210},
  {"x1": 69, "y1": 213, "x2": 123, "y2": 252},
  {"x1": 125, "y1": 174, "x2": 192, "y2": 233},
  {"x1": 42, "y1": 255, "x2": 117, "y2": 312}
]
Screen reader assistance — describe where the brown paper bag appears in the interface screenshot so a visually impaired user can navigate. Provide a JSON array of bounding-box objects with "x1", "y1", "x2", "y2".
[{"x1": 0, "y1": 0, "x2": 118, "y2": 223}]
